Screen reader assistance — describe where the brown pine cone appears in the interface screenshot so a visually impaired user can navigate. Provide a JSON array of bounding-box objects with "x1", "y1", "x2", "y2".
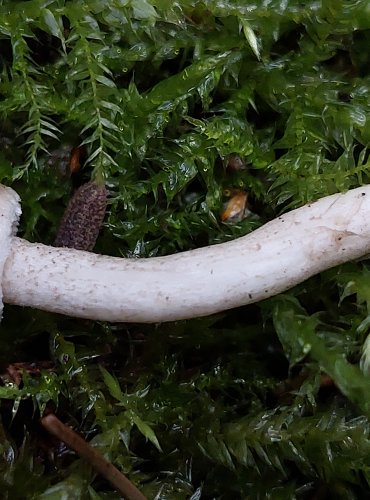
[{"x1": 54, "y1": 181, "x2": 107, "y2": 251}]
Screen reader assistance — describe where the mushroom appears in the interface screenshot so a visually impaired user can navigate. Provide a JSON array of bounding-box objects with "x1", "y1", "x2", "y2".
[{"x1": 0, "y1": 183, "x2": 369, "y2": 323}]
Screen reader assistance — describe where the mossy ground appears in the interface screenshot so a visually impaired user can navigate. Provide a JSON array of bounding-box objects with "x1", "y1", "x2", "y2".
[{"x1": 1, "y1": 1, "x2": 370, "y2": 498}]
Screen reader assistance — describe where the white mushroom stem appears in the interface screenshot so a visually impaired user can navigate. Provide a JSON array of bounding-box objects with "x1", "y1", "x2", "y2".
[{"x1": 0, "y1": 184, "x2": 370, "y2": 323}]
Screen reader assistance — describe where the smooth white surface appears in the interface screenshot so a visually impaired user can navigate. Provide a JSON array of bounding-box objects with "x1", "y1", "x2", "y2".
[
  {"x1": 2, "y1": 186, "x2": 370, "y2": 322},
  {"x1": 0, "y1": 185, "x2": 21, "y2": 319}
]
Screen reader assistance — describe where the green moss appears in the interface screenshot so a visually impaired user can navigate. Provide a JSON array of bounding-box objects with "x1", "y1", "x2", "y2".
[{"x1": 2, "y1": 1, "x2": 370, "y2": 498}]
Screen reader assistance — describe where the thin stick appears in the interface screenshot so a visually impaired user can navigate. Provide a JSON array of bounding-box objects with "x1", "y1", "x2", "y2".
[{"x1": 41, "y1": 413, "x2": 147, "y2": 500}]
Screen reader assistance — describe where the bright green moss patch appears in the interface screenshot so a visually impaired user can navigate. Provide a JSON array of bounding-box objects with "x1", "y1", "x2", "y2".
[{"x1": 2, "y1": 1, "x2": 370, "y2": 498}]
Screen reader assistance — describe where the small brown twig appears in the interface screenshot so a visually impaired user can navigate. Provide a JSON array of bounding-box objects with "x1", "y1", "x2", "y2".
[{"x1": 41, "y1": 413, "x2": 147, "y2": 500}]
